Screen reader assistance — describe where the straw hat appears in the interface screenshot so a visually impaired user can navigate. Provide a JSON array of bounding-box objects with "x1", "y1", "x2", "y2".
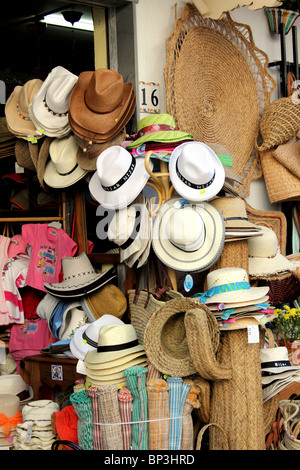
[
  {"x1": 69, "y1": 314, "x2": 125, "y2": 361},
  {"x1": 84, "y1": 323, "x2": 145, "y2": 365},
  {"x1": 22, "y1": 400, "x2": 59, "y2": 427},
  {"x1": 69, "y1": 68, "x2": 135, "y2": 140},
  {"x1": 248, "y1": 225, "x2": 295, "y2": 277},
  {"x1": 256, "y1": 96, "x2": 300, "y2": 152},
  {"x1": 43, "y1": 134, "x2": 87, "y2": 188},
  {"x1": 126, "y1": 113, "x2": 194, "y2": 149},
  {"x1": 200, "y1": 267, "x2": 269, "y2": 305},
  {"x1": 89, "y1": 146, "x2": 153, "y2": 210},
  {"x1": 164, "y1": 4, "x2": 276, "y2": 198},
  {"x1": 210, "y1": 197, "x2": 261, "y2": 230},
  {"x1": 44, "y1": 252, "x2": 117, "y2": 298},
  {"x1": 29, "y1": 66, "x2": 77, "y2": 137},
  {"x1": 80, "y1": 284, "x2": 127, "y2": 322},
  {"x1": 0, "y1": 374, "x2": 33, "y2": 404},
  {"x1": 143, "y1": 297, "x2": 205, "y2": 377},
  {"x1": 169, "y1": 141, "x2": 225, "y2": 202},
  {"x1": 5, "y1": 79, "x2": 44, "y2": 139},
  {"x1": 261, "y1": 346, "x2": 300, "y2": 379},
  {"x1": 152, "y1": 197, "x2": 225, "y2": 272}
]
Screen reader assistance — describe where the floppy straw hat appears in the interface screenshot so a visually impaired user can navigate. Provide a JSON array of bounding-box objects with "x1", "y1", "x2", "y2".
[
  {"x1": 84, "y1": 323, "x2": 145, "y2": 365},
  {"x1": 169, "y1": 141, "x2": 225, "y2": 201},
  {"x1": 143, "y1": 297, "x2": 205, "y2": 377},
  {"x1": 80, "y1": 283, "x2": 127, "y2": 322},
  {"x1": 5, "y1": 78, "x2": 44, "y2": 139},
  {"x1": 29, "y1": 65, "x2": 78, "y2": 136},
  {"x1": 69, "y1": 68, "x2": 134, "y2": 137},
  {"x1": 248, "y1": 225, "x2": 295, "y2": 277},
  {"x1": 152, "y1": 197, "x2": 225, "y2": 272},
  {"x1": 69, "y1": 314, "x2": 125, "y2": 361},
  {"x1": 89, "y1": 146, "x2": 153, "y2": 210},
  {"x1": 126, "y1": 113, "x2": 194, "y2": 149},
  {"x1": 44, "y1": 252, "x2": 117, "y2": 298},
  {"x1": 200, "y1": 267, "x2": 269, "y2": 305},
  {"x1": 43, "y1": 134, "x2": 87, "y2": 188}
]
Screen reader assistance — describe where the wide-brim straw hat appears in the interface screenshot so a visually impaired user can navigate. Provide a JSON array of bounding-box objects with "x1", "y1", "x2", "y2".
[
  {"x1": 169, "y1": 141, "x2": 225, "y2": 202},
  {"x1": 256, "y1": 96, "x2": 300, "y2": 152},
  {"x1": 43, "y1": 134, "x2": 87, "y2": 189},
  {"x1": 164, "y1": 4, "x2": 276, "y2": 198},
  {"x1": 89, "y1": 146, "x2": 153, "y2": 210},
  {"x1": 75, "y1": 130, "x2": 126, "y2": 171},
  {"x1": 152, "y1": 197, "x2": 225, "y2": 272},
  {"x1": 5, "y1": 78, "x2": 44, "y2": 139},
  {"x1": 200, "y1": 267, "x2": 269, "y2": 305},
  {"x1": 248, "y1": 225, "x2": 295, "y2": 277},
  {"x1": 126, "y1": 113, "x2": 194, "y2": 149},
  {"x1": 44, "y1": 252, "x2": 117, "y2": 298},
  {"x1": 69, "y1": 314, "x2": 125, "y2": 361},
  {"x1": 84, "y1": 323, "x2": 145, "y2": 365},
  {"x1": 29, "y1": 66, "x2": 78, "y2": 134},
  {"x1": 80, "y1": 283, "x2": 127, "y2": 322},
  {"x1": 144, "y1": 297, "x2": 211, "y2": 377},
  {"x1": 69, "y1": 68, "x2": 135, "y2": 137}
]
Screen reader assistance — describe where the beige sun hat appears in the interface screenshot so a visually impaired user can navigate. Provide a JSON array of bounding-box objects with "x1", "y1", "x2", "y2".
[
  {"x1": 5, "y1": 78, "x2": 44, "y2": 140},
  {"x1": 0, "y1": 374, "x2": 33, "y2": 404},
  {"x1": 199, "y1": 267, "x2": 269, "y2": 305},
  {"x1": 248, "y1": 225, "x2": 295, "y2": 277},
  {"x1": 210, "y1": 197, "x2": 262, "y2": 230}
]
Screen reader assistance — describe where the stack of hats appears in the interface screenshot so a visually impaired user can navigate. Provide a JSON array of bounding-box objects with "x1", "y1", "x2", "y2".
[
  {"x1": 84, "y1": 324, "x2": 148, "y2": 388},
  {"x1": 70, "y1": 314, "x2": 125, "y2": 363},
  {"x1": 196, "y1": 267, "x2": 272, "y2": 328},
  {"x1": 107, "y1": 194, "x2": 152, "y2": 268},
  {"x1": 43, "y1": 252, "x2": 117, "y2": 298},
  {"x1": 28, "y1": 65, "x2": 78, "y2": 138},
  {"x1": 126, "y1": 113, "x2": 194, "y2": 159},
  {"x1": 13, "y1": 399, "x2": 59, "y2": 450},
  {"x1": 152, "y1": 197, "x2": 225, "y2": 273},
  {"x1": 89, "y1": 145, "x2": 153, "y2": 210},
  {"x1": 36, "y1": 293, "x2": 88, "y2": 341},
  {"x1": 69, "y1": 68, "x2": 135, "y2": 144},
  {"x1": 261, "y1": 346, "x2": 300, "y2": 402},
  {"x1": 210, "y1": 197, "x2": 264, "y2": 242},
  {"x1": 0, "y1": 394, "x2": 22, "y2": 447},
  {"x1": 5, "y1": 78, "x2": 44, "y2": 142},
  {"x1": 42, "y1": 134, "x2": 88, "y2": 189}
]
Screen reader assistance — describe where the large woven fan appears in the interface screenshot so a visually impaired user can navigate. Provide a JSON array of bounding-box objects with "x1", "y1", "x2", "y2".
[{"x1": 164, "y1": 3, "x2": 277, "y2": 197}]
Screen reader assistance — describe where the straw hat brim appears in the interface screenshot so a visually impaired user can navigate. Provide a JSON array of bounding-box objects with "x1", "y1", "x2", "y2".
[
  {"x1": 152, "y1": 197, "x2": 225, "y2": 272},
  {"x1": 85, "y1": 350, "x2": 147, "y2": 370},
  {"x1": 43, "y1": 155, "x2": 88, "y2": 189},
  {"x1": 84, "y1": 343, "x2": 145, "y2": 365},
  {"x1": 5, "y1": 84, "x2": 43, "y2": 137},
  {"x1": 204, "y1": 286, "x2": 269, "y2": 305},
  {"x1": 249, "y1": 250, "x2": 295, "y2": 277},
  {"x1": 143, "y1": 297, "x2": 202, "y2": 377},
  {"x1": 208, "y1": 294, "x2": 270, "y2": 310},
  {"x1": 85, "y1": 356, "x2": 148, "y2": 378}
]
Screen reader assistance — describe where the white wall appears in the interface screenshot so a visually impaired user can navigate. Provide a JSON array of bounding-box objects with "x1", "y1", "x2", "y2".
[{"x1": 132, "y1": 0, "x2": 300, "y2": 211}]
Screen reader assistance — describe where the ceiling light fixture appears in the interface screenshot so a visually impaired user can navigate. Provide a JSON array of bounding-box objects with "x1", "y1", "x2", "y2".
[{"x1": 41, "y1": 11, "x2": 94, "y2": 31}]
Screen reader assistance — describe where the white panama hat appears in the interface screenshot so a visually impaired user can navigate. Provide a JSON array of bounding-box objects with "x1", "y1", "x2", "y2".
[
  {"x1": 152, "y1": 197, "x2": 225, "y2": 272},
  {"x1": 89, "y1": 145, "x2": 153, "y2": 210},
  {"x1": 169, "y1": 141, "x2": 225, "y2": 202}
]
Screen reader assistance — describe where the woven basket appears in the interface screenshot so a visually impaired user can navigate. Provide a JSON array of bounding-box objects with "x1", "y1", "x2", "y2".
[
  {"x1": 209, "y1": 328, "x2": 266, "y2": 450},
  {"x1": 280, "y1": 400, "x2": 300, "y2": 450},
  {"x1": 250, "y1": 272, "x2": 300, "y2": 307},
  {"x1": 164, "y1": 3, "x2": 276, "y2": 198}
]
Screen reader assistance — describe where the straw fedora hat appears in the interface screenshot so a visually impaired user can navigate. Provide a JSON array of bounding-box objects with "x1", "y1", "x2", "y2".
[
  {"x1": 210, "y1": 197, "x2": 263, "y2": 232},
  {"x1": 256, "y1": 96, "x2": 300, "y2": 152},
  {"x1": 44, "y1": 252, "x2": 117, "y2": 298},
  {"x1": 126, "y1": 113, "x2": 194, "y2": 149},
  {"x1": 200, "y1": 267, "x2": 269, "y2": 305},
  {"x1": 169, "y1": 141, "x2": 225, "y2": 202},
  {"x1": 29, "y1": 66, "x2": 77, "y2": 136},
  {"x1": 152, "y1": 197, "x2": 225, "y2": 272},
  {"x1": 43, "y1": 134, "x2": 87, "y2": 188},
  {"x1": 248, "y1": 225, "x2": 295, "y2": 277},
  {"x1": 144, "y1": 297, "x2": 209, "y2": 377},
  {"x1": 84, "y1": 323, "x2": 145, "y2": 365},
  {"x1": 69, "y1": 68, "x2": 134, "y2": 137},
  {"x1": 69, "y1": 314, "x2": 125, "y2": 361},
  {"x1": 5, "y1": 78, "x2": 43, "y2": 139},
  {"x1": 89, "y1": 146, "x2": 153, "y2": 210},
  {"x1": 80, "y1": 283, "x2": 127, "y2": 322}
]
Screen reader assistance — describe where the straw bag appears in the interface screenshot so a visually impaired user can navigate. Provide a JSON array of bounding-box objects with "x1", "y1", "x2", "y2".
[
  {"x1": 196, "y1": 423, "x2": 229, "y2": 450},
  {"x1": 279, "y1": 400, "x2": 300, "y2": 450},
  {"x1": 128, "y1": 253, "x2": 183, "y2": 345}
]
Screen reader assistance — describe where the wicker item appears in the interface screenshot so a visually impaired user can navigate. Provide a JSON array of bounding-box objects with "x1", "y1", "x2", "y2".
[
  {"x1": 164, "y1": 3, "x2": 276, "y2": 198},
  {"x1": 196, "y1": 422, "x2": 229, "y2": 450},
  {"x1": 279, "y1": 400, "x2": 300, "y2": 450},
  {"x1": 193, "y1": 377, "x2": 211, "y2": 424},
  {"x1": 209, "y1": 238, "x2": 250, "y2": 275},
  {"x1": 273, "y1": 135, "x2": 300, "y2": 179},
  {"x1": 251, "y1": 272, "x2": 300, "y2": 307}
]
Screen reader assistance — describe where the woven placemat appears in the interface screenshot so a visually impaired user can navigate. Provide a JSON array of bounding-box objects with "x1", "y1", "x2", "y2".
[{"x1": 164, "y1": 3, "x2": 276, "y2": 198}]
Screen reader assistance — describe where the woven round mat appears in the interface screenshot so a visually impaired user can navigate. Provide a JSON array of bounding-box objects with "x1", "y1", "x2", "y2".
[{"x1": 164, "y1": 3, "x2": 276, "y2": 198}]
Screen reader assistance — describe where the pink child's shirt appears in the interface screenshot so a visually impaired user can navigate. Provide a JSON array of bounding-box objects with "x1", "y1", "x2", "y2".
[{"x1": 22, "y1": 224, "x2": 77, "y2": 292}]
